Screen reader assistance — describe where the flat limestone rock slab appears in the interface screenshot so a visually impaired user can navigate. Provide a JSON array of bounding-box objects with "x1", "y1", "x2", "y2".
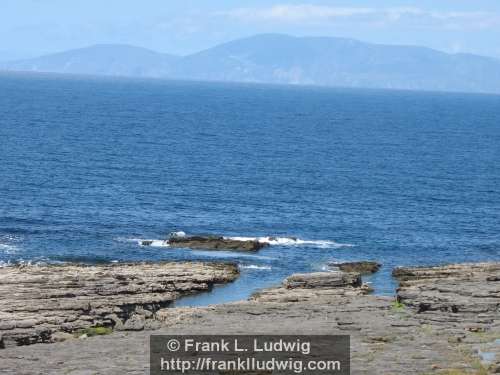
[
  {"x1": 1, "y1": 263, "x2": 499, "y2": 374},
  {"x1": 0, "y1": 261, "x2": 239, "y2": 348},
  {"x1": 394, "y1": 262, "x2": 500, "y2": 314}
]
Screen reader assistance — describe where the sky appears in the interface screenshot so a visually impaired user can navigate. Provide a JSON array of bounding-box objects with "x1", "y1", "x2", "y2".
[{"x1": 2, "y1": 0, "x2": 500, "y2": 61}]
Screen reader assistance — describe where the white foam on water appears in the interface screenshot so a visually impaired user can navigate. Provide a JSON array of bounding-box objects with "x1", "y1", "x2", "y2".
[
  {"x1": 225, "y1": 236, "x2": 354, "y2": 249},
  {"x1": 115, "y1": 237, "x2": 148, "y2": 244},
  {"x1": 190, "y1": 250, "x2": 275, "y2": 260},
  {"x1": 0, "y1": 243, "x2": 19, "y2": 254},
  {"x1": 142, "y1": 240, "x2": 170, "y2": 248},
  {"x1": 115, "y1": 237, "x2": 170, "y2": 247},
  {"x1": 126, "y1": 232, "x2": 353, "y2": 253},
  {"x1": 114, "y1": 237, "x2": 135, "y2": 243},
  {"x1": 11, "y1": 260, "x2": 44, "y2": 267},
  {"x1": 239, "y1": 264, "x2": 272, "y2": 270},
  {"x1": 0, "y1": 234, "x2": 22, "y2": 254},
  {"x1": 122, "y1": 232, "x2": 353, "y2": 249},
  {"x1": 118, "y1": 237, "x2": 275, "y2": 258},
  {"x1": 0, "y1": 259, "x2": 63, "y2": 268},
  {"x1": 319, "y1": 264, "x2": 331, "y2": 271}
]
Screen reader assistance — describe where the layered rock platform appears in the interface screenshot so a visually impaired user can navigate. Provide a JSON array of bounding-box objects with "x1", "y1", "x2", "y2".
[
  {"x1": 0, "y1": 262, "x2": 499, "y2": 374},
  {"x1": 0, "y1": 261, "x2": 239, "y2": 348}
]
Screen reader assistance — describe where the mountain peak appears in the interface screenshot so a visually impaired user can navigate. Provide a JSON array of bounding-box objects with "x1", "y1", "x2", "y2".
[{"x1": 2, "y1": 34, "x2": 500, "y2": 94}]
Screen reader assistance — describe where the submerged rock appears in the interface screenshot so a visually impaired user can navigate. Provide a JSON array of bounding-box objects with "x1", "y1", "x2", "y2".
[
  {"x1": 167, "y1": 235, "x2": 268, "y2": 251},
  {"x1": 329, "y1": 261, "x2": 381, "y2": 274},
  {"x1": 0, "y1": 261, "x2": 239, "y2": 348}
]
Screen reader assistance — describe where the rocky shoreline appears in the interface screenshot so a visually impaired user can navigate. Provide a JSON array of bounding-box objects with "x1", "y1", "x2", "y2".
[
  {"x1": 0, "y1": 262, "x2": 499, "y2": 374},
  {"x1": 0, "y1": 261, "x2": 239, "y2": 348}
]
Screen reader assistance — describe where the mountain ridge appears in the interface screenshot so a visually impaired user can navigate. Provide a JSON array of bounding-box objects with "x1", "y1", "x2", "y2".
[{"x1": 2, "y1": 34, "x2": 500, "y2": 94}]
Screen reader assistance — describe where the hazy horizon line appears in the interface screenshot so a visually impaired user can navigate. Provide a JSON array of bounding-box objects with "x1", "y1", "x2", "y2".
[{"x1": 5, "y1": 33, "x2": 500, "y2": 63}]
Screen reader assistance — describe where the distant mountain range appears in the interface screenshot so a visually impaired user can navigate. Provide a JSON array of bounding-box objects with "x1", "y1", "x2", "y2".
[{"x1": 2, "y1": 34, "x2": 500, "y2": 94}]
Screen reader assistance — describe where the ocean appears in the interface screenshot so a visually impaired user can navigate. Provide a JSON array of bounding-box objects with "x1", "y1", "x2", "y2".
[{"x1": 1, "y1": 72, "x2": 499, "y2": 304}]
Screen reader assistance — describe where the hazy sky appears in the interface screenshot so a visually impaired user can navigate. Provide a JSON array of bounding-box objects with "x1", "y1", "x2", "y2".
[{"x1": 2, "y1": 0, "x2": 500, "y2": 61}]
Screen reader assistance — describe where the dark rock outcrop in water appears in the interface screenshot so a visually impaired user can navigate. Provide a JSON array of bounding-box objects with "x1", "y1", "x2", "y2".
[
  {"x1": 142, "y1": 235, "x2": 268, "y2": 251},
  {"x1": 169, "y1": 236, "x2": 267, "y2": 251},
  {"x1": 329, "y1": 261, "x2": 381, "y2": 274},
  {"x1": 0, "y1": 262, "x2": 239, "y2": 348}
]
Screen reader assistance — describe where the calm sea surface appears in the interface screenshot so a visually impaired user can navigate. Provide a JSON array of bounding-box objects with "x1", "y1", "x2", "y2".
[{"x1": 1, "y1": 73, "x2": 500, "y2": 304}]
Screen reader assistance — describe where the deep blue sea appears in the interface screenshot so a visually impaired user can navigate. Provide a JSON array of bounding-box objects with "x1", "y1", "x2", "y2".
[{"x1": 1, "y1": 73, "x2": 500, "y2": 304}]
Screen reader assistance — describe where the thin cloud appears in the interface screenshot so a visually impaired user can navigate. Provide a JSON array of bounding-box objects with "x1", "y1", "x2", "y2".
[
  {"x1": 214, "y1": 4, "x2": 500, "y2": 29},
  {"x1": 214, "y1": 5, "x2": 374, "y2": 22}
]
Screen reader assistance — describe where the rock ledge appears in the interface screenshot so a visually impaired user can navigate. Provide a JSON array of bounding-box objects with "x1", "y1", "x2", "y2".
[{"x1": 0, "y1": 261, "x2": 239, "y2": 348}]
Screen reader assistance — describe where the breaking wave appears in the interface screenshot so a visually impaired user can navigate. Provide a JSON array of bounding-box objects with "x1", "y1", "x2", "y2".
[
  {"x1": 239, "y1": 264, "x2": 272, "y2": 270},
  {"x1": 140, "y1": 240, "x2": 170, "y2": 247},
  {"x1": 190, "y1": 250, "x2": 275, "y2": 260},
  {"x1": 0, "y1": 259, "x2": 51, "y2": 268},
  {"x1": 115, "y1": 237, "x2": 169, "y2": 247},
  {"x1": 119, "y1": 233, "x2": 353, "y2": 250},
  {"x1": 0, "y1": 234, "x2": 22, "y2": 254},
  {"x1": 224, "y1": 236, "x2": 354, "y2": 249},
  {"x1": 0, "y1": 243, "x2": 19, "y2": 254}
]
